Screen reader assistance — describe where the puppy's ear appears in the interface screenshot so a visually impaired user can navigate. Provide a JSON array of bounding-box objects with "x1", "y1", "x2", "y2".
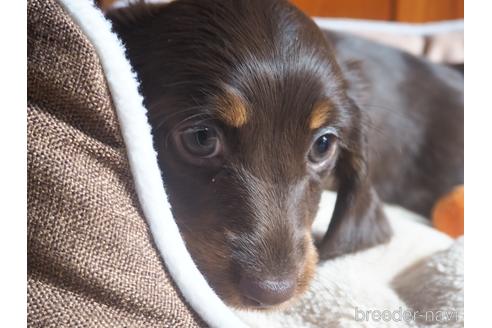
[{"x1": 318, "y1": 101, "x2": 392, "y2": 260}]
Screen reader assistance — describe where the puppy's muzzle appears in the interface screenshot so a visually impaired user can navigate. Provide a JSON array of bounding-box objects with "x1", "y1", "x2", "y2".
[{"x1": 239, "y1": 273, "x2": 297, "y2": 307}]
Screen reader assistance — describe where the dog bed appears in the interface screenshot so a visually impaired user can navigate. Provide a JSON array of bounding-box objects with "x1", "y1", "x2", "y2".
[{"x1": 27, "y1": 0, "x2": 463, "y2": 327}]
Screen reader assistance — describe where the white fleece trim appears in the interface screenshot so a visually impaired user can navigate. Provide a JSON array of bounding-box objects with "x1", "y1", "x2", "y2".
[
  {"x1": 57, "y1": 1, "x2": 247, "y2": 327},
  {"x1": 314, "y1": 18, "x2": 463, "y2": 36}
]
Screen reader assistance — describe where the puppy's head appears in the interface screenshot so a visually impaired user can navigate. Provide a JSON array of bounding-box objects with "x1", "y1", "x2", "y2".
[{"x1": 109, "y1": 0, "x2": 391, "y2": 310}]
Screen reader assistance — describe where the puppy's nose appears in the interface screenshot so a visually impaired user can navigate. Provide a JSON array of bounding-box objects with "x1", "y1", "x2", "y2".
[{"x1": 239, "y1": 274, "x2": 296, "y2": 307}]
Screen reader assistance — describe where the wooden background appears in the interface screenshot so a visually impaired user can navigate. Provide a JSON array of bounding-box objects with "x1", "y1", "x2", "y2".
[
  {"x1": 99, "y1": 0, "x2": 464, "y2": 23},
  {"x1": 291, "y1": 0, "x2": 464, "y2": 22}
]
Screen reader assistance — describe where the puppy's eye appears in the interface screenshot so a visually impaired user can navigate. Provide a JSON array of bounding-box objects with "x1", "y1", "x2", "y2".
[
  {"x1": 308, "y1": 132, "x2": 337, "y2": 164},
  {"x1": 180, "y1": 126, "x2": 221, "y2": 158}
]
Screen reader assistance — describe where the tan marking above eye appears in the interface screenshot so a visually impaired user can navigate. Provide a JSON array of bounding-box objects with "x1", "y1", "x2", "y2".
[
  {"x1": 215, "y1": 86, "x2": 248, "y2": 128},
  {"x1": 309, "y1": 101, "x2": 331, "y2": 130}
]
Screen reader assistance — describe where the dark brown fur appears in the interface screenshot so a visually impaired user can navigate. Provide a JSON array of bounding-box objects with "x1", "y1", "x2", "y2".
[{"x1": 107, "y1": 0, "x2": 463, "y2": 309}]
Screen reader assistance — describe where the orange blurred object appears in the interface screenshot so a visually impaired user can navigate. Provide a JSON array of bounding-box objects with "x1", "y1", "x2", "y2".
[
  {"x1": 290, "y1": 0, "x2": 463, "y2": 23},
  {"x1": 432, "y1": 185, "x2": 464, "y2": 238}
]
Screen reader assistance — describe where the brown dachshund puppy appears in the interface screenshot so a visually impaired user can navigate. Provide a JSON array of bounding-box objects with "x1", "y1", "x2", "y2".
[{"x1": 107, "y1": 0, "x2": 463, "y2": 310}]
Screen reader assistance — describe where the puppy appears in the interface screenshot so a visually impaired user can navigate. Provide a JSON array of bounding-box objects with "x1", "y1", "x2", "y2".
[{"x1": 107, "y1": 0, "x2": 463, "y2": 309}]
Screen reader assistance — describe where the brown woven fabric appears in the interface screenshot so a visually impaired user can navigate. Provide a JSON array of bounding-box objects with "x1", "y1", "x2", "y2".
[{"x1": 27, "y1": 0, "x2": 204, "y2": 326}]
